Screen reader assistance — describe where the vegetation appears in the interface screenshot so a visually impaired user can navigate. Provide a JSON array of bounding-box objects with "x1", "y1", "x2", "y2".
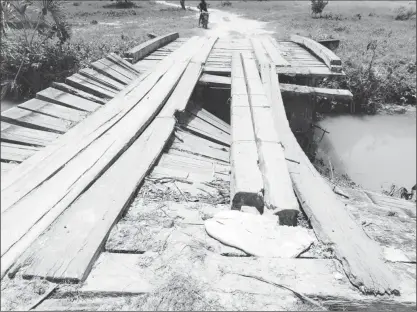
[
  {"x1": 310, "y1": 0, "x2": 328, "y2": 18},
  {"x1": 218, "y1": 1, "x2": 416, "y2": 112}
]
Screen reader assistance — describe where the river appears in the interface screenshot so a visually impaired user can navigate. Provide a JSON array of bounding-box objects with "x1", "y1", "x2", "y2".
[{"x1": 316, "y1": 109, "x2": 416, "y2": 192}]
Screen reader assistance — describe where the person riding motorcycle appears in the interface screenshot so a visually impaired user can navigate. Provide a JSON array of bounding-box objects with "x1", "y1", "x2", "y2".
[{"x1": 198, "y1": 0, "x2": 208, "y2": 27}]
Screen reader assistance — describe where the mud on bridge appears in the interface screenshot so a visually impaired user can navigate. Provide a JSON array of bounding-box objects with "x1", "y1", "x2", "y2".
[{"x1": 1, "y1": 33, "x2": 415, "y2": 311}]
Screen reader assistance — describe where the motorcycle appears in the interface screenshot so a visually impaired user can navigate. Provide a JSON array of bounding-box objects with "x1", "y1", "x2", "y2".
[{"x1": 200, "y1": 11, "x2": 209, "y2": 29}]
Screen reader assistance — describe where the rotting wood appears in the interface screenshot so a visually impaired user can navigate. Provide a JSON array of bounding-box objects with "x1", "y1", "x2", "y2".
[
  {"x1": 79, "y1": 68, "x2": 125, "y2": 91},
  {"x1": 230, "y1": 52, "x2": 264, "y2": 212},
  {"x1": 1, "y1": 107, "x2": 72, "y2": 134},
  {"x1": 36, "y1": 87, "x2": 101, "y2": 112},
  {"x1": 12, "y1": 118, "x2": 175, "y2": 283},
  {"x1": 243, "y1": 54, "x2": 300, "y2": 225},
  {"x1": 65, "y1": 74, "x2": 116, "y2": 99},
  {"x1": 0, "y1": 37, "x2": 205, "y2": 278},
  {"x1": 290, "y1": 34, "x2": 342, "y2": 71},
  {"x1": 266, "y1": 62, "x2": 399, "y2": 295},
  {"x1": 280, "y1": 83, "x2": 353, "y2": 102},
  {"x1": 18, "y1": 99, "x2": 88, "y2": 123},
  {"x1": 126, "y1": 32, "x2": 179, "y2": 64}
]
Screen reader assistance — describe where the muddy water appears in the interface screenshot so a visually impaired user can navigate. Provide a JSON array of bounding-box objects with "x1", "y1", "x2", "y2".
[{"x1": 316, "y1": 111, "x2": 416, "y2": 192}]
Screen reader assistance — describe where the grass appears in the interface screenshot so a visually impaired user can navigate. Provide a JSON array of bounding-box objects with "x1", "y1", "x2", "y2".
[{"x1": 215, "y1": 0, "x2": 416, "y2": 110}]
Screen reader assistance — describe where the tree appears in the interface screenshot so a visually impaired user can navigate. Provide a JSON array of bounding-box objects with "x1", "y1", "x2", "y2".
[
  {"x1": 180, "y1": 0, "x2": 185, "y2": 10},
  {"x1": 310, "y1": 0, "x2": 328, "y2": 18}
]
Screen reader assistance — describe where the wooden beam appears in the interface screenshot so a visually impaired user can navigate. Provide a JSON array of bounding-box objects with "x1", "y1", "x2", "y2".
[
  {"x1": 266, "y1": 63, "x2": 399, "y2": 295},
  {"x1": 290, "y1": 34, "x2": 342, "y2": 72},
  {"x1": 0, "y1": 37, "x2": 206, "y2": 279},
  {"x1": 126, "y1": 32, "x2": 179, "y2": 64},
  {"x1": 280, "y1": 84, "x2": 353, "y2": 102},
  {"x1": 230, "y1": 52, "x2": 264, "y2": 212},
  {"x1": 260, "y1": 37, "x2": 290, "y2": 67},
  {"x1": 243, "y1": 56, "x2": 300, "y2": 225}
]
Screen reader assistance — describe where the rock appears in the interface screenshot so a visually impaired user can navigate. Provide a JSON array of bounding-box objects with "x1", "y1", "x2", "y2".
[{"x1": 205, "y1": 211, "x2": 315, "y2": 258}]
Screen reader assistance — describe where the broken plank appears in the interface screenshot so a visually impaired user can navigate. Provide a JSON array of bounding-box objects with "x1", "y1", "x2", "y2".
[
  {"x1": 267, "y1": 64, "x2": 399, "y2": 295},
  {"x1": 1, "y1": 107, "x2": 72, "y2": 134},
  {"x1": 106, "y1": 53, "x2": 141, "y2": 75},
  {"x1": 199, "y1": 73, "x2": 231, "y2": 88},
  {"x1": 51, "y1": 83, "x2": 107, "y2": 105},
  {"x1": 65, "y1": 73, "x2": 117, "y2": 99},
  {"x1": 261, "y1": 37, "x2": 291, "y2": 67},
  {"x1": 18, "y1": 99, "x2": 88, "y2": 123},
  {"x1": 126, "y1": 32, "x2": 179, "y2": 63},
  {"x1": 1, "y1": 123, "x2": 60, "y2": 147},
  {"x1": 96, "y1": 58, "x2": 138, "y2": 81},
  {"x1": 1, "y1": 142, "x2": 39, "y2": 163},
  {"x1": 186, "y1": 106, "x2": 230, "y2": 135},
  {"x1": 14, "y1": 117, "x2": 175, "y2": 283},
  {"x1": 90, "y1": 60, "x2": 133, "y2": 85}
]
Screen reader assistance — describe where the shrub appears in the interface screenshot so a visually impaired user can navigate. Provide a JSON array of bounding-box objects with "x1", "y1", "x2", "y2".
[
  {"x1": 221, "y1": 1, "x2": 232, "y2": 7},
  {"x1": 394, "y1": 6, "x2": 416, "y2": 21},
  {"x1": 311, "y1": 0, "x2": 329, "y2": 18}
]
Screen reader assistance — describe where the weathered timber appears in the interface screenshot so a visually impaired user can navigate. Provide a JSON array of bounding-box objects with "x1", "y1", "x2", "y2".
[
  {"x1": 79, "y1": 68, "x2": 125, "y2": 91},
  {"x1": 106, "y1": 53, "x2": 142, "y2": 75},
  {"x1": 290, "y1": 34, "x2": 342, "y2": 71},
  {"x1": 186, "y1": 106, "x2": 230, "y2": 135},
  {"x1": 90, "y1": 60, "x2": 133, "y2": 85},
  {"x1": 96, "y1": 58, "x2": 138, "y2": 81},
  {"x1": 1, "y1": 142, "x2": 39, "y2": 163},
  {"x1": 1, "y1": 122, "x2": 60, "y2": 147},
  {"x1": 261, "y1": 37, "x2": 291, "y2": 67},
  {"x1": 230, "y1": 52, "x2": 264, "y2": 211},
  {"x1": 280, "y1": 83, "x2": 353, "y2": 102},
  {"x1": 266, "y1": 63, "x2": 399, "y2": 295},
  {"x1": 1, "y1": 107, "x2": 71, "y2": 134},
  {"x1": 318, "y1": 38, "x2": 340, "y2": 51},
  {"x1": 18, "y1": 99, "x2": 88, "y2": 123},
  {"x1": 243, "y1": 53, "x2": 300, "y2": 224},
  {"x1": 0, "y1": 37, "x2": 205, "y2": 278},
  {"x1": 14, "y1": 117, "x2": 175, "y2": 283},
  {"x1": 51, "y1": 83, "x2": 107, "y2": 105},
  {"x1": 65, "y1": 73, "x2": 117, "y2": 99},
  {"x1": 36, "y1": 87, "x2": 101, "y2": 112},
  {"x1": 1, "y1": 162, "x2": 18, "y2": 174},
  {"x1": 199, "y1": 73, "x2": 231, "y2": 88},
  {"x1": 126, "y1": 32, "x2": 179, "y2": 64}
]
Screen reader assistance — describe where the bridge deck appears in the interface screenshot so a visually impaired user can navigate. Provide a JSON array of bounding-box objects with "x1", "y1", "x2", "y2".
[{"x1": 1, "y1": 34, "x2": 414, "y2": 311}]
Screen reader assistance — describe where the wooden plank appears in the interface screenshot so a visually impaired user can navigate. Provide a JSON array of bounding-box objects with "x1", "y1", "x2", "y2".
[
  {"x1": 18, "y1": 99, "x2": 88, "y2": 123},
  {"x1": 90, "y1": 60, "x2": 133, "y2": 85},
  {"x1": 244, "y1": 57, "x2": 299, "y2": 225},
  {"x1": 50, "y1": 83, "x2": 107, "y2": 105},
  {"x1": 1, "y1": 162, "x2": 18, "y2": 174},
  {"x1": 106, "y1": 53, "x2": 141, "y2": 75},
  {"x1": 1, "y1": 123, "x2": 60, "y2": 147},
  {"x1": 65, "y1": 74, "x2": 116, "y2": 99},
  {"x1": 261, "y1": 37, "x2": 291, "y2": 67},
  {"x1": 96, "y1": 58, "x2": 138, "y2": 81},
  {"x1": 1, "y1": 107, "x2": 71, "y2": 134},
  {"x1": 13, "y1": 117, "x2": 175, "y2": 283},
  {"x1": 199, "y1": 73, "x2": 231, "y2": 88},
  {"x1": 266, "y1": 63, "x2": 399, "y2": 295},
  {"x1": 126, "y1": 32, "x2": 179, "y2": 64},
  {"x1": 186, "y1": 106, "x2": 230, "y2": 135},
  {"x1": 0, "y1": 37, "x2": 205, "y2": 278},
  {"x1": 1, "y1": 142, "x2": 39, "y2": 163},
  {"x1": 250, "y1": 38, "x2": 270, "y2": 67},
  {"x1": 36, "y1": 87, "x2": 101, "y2": 112},
  {"x1": 230, "y1": 52, "x2": 263, "y2": 211},
  {"x1": 79, "y1": 68, "x2": 125, "y2": 91},
  {"x1": 290, "y1": 34, "x2": 342, "y2": 71},
  {"x1": 280, "y1": 84, "x2": 353, "y2": 102}
]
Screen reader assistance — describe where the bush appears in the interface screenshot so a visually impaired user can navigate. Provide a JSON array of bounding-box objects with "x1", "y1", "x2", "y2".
[
  {"x1": 311, "y1": 0, "x2": 329, "y2": 18},
  {"x1": 1, "y1": 35, "x2": 79, "y2": 99},
  {"x1": 221, "y1": 1, "x2": 232, "y2": 7},
  {"x1": 394, "y1": 6, "x2": 416, "y2": 21}
]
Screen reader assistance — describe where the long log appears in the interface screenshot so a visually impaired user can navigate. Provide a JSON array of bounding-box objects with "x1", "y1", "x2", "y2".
[
  {"x1": 126, "y1": 32, "x2": 179, "y2": 64},
  {"x1": 265, "y1": 63, "x2": 399, "y2": 295}
]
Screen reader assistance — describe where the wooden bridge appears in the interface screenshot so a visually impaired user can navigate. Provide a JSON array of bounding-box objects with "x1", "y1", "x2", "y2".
[{"x1": 1, "y1": 33, "x2": 415, "y2": 310}]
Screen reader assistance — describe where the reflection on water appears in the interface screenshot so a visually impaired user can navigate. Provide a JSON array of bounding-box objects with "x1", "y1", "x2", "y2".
[{"x1": 316, "y1": 112, "x2": 416, "y2": 192}]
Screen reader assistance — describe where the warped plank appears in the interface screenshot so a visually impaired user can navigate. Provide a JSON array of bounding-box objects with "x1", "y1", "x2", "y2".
[
  {"x1": 18, "y1": 99, "x2": 88, "y2": 123},
  {"x1": 66, "y1": 73, "x2": 116, "y2": 99},
  {"x1": 36, "y1": 87, "x2": 101, "y2": 112},
  {"x1": 265, "y1": 63, "x2": 399, "y2": 295},
  {"x1": 261, "y1": 37, "x2": 291, "y2": 67},
  {"x1": 51, "y1": 83, "x2": 107, "y2": 105},
  {"x1": 96, "y1": 58, "x2": 137, "y2": 81},
  {"x1": 0, "y1": 37, "x2": 205, "y2": 279},
  {"x1": 126, "y1": 32, "x2": 179, "y2": 64},
  {"x1": 230, "y1": 52, "x2": 263, "y2": 211},
  {"x1": 1, "y1": 107, "x2": 71, "y2": 134},
  {"x1": 106, "y1": 53, "x2": 141, "y2": 75},
  {"x1": 1, "y1": 122, "x2": 60, "y2": 147},
  {"x1": 1, "y1": 142, "x2": 39, "y2": 163},
  {"x1": 199, "y1": 73, "x2": 231, "y2": 88},
  {"x1": 14, "y1": 117, "x2": 175, "y2": 283},
  {"x1": 290, "y1": 34, "x2": 342, "y2": 71},
  {"x1": 186, "y1": 106, "x2": 230, "y2": 135}
]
